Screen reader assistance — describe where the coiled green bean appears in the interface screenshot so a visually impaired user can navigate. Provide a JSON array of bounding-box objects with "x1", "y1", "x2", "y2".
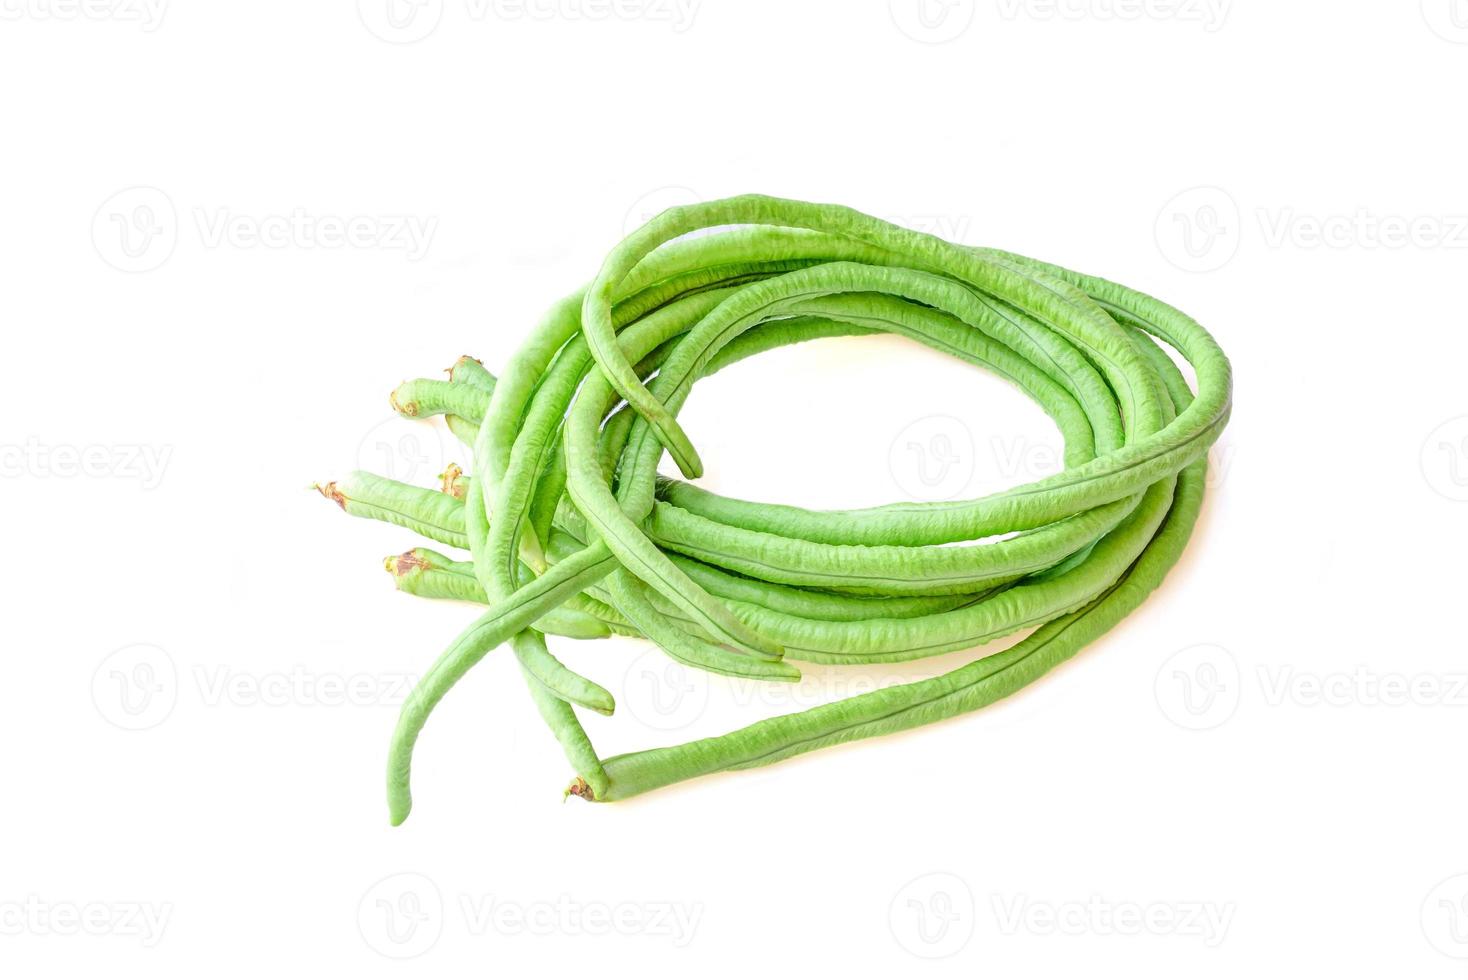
[{"x1": 318, "y1": 194, "x2": 1231, "y2": 822}]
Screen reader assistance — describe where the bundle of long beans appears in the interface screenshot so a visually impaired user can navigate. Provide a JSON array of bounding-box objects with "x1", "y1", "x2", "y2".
[{"x1": 317, "y1": 195, "x2": 1232, "y2": 824}]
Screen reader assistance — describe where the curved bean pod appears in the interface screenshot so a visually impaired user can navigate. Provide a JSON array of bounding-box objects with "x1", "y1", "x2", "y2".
[{"x1": 318, "y1": 194, "x2": 1232, "y2": 819}]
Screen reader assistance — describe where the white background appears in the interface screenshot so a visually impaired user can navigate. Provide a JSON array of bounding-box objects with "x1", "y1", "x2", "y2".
[{"x1": 4, "y1": 1, "x2": 1467, "y2": 976}]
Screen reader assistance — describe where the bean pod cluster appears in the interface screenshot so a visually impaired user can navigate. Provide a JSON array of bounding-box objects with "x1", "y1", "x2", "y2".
[{"x1": 317, "y1": 195, "x2": 1232, "y2": 824}]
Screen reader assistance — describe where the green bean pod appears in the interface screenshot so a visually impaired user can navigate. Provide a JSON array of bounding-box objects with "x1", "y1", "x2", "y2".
[{"x1": 317, "y1": 194, "x2": 1232, "y2": 820}]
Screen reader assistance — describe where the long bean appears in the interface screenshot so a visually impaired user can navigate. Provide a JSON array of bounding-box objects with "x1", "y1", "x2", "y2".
[{"x1": 317, "y1": 194, "x2": 1231, "y2": 822}]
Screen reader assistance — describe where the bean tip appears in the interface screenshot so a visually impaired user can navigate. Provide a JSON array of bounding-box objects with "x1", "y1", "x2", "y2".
[
  {"x1": 439, "y1": 463, "x2": 466, "y2": 498},
  {"x1": 446, "y1": 354, "x2": 483, "y2": 379},
  {"x1": 388, "y1": 787, "x2": 412, "y2": 825},
  {"x1": 312, "y1": 481, "x2": 346, "y2": 509},
  {"x1": 773, "y1": 663, "x2": 801, "y2": 683},
  {"x1": 388, "y1": 382, "x2": 418, "y2": 418},
  {"x1": 564, "y1": 776, "x2": 596, "y2": 802},
  {"x1": 385, "y1": 550, "x2": 430, "y2": 580}
]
